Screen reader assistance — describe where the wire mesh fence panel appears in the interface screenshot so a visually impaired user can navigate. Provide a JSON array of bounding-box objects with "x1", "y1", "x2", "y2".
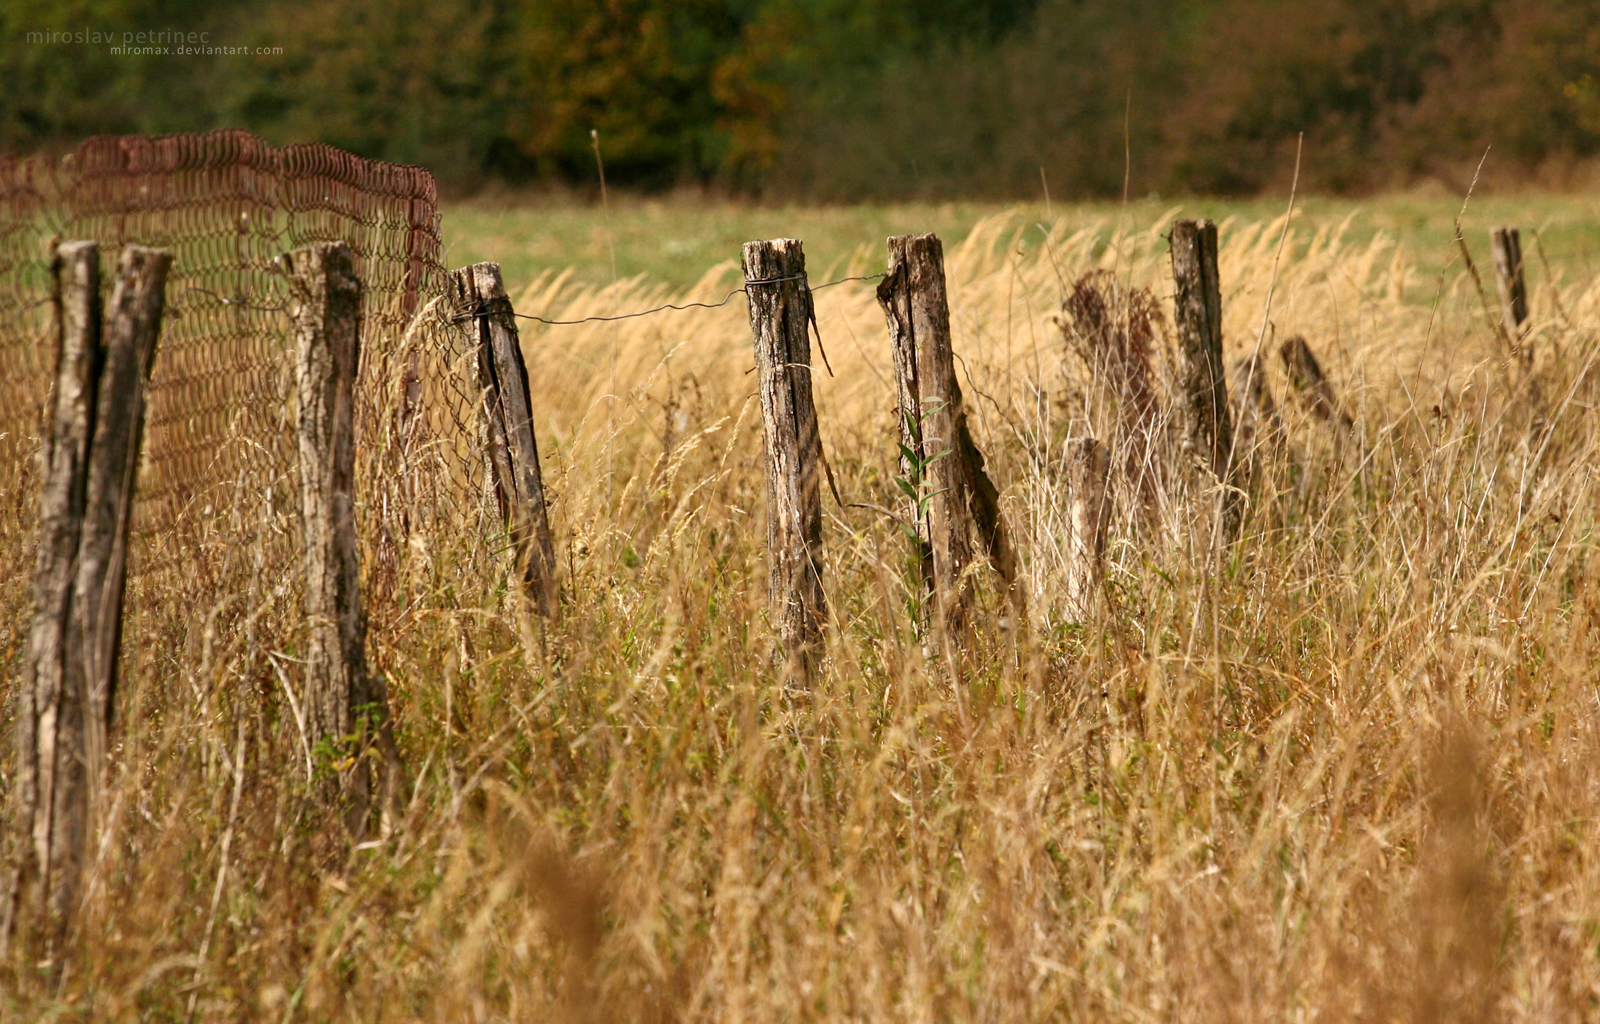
[{"x1": 0, "y1": 130, "x2": 481, "y2": 595}]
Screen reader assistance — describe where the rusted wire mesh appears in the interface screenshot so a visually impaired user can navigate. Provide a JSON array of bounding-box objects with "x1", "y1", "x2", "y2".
[{"x1": 0, "y1": 130, "x2": 465, "y2": 568}]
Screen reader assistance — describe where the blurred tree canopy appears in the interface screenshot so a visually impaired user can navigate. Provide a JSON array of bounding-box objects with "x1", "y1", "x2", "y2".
[{"x1": 3, "y1": 0, "x2": 1599, "y2": 197}]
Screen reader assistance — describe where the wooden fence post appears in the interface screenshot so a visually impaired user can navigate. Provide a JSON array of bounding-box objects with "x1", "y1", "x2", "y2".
[
  {"x1": 284, "y1": 241, "x2": 389, "y2": 837},
  {"x1": 1170, "y1": 219, "x2": 1239, "y2": 535},
  {"x1": 11, "y1": 242, "x2": 169, "y2": 951},
  {"x1": 1490, "y1": 226, "x2": 1529, "y2": 342},
  {"x1": 742, "y1": 238, "x2": 825, "y2": 682},
  {"x1": 75, "y1": 245, "x2": 171, "y2": 802},
  {"x1": 447, "y1": 262, "x2": 558, "y2": 619},
  {"x1": 877, "y1": 232, "x2": 1016, "y2": 637},
  {"x1": 1279, "y1": 335, "x2": 1350, "y2": 427},
  {"x1": 1062, "y1": 438, "x2": 1110, "y2": 622}
]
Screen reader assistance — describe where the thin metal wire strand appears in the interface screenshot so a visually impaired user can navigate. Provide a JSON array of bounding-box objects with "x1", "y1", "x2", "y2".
[{"x1": 452, "y1": 272, "x2": 887, "y2": 328}]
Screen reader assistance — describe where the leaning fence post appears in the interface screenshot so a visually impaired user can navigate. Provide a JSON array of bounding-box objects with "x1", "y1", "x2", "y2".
[
  {"x1": 742, "y1": 238, "x2": 826, "y2": 683},
  {"x1": 447, "y1": 262, "x2": 558, "y2": 619},
  {"x1": 877, "y1": 232, "x2": 1016, "y2": 638},
  {"x1": 1170, "y1": 219, "x2": 1239, "y2": 535},
  {"x1": 1490, "y1": 226, "x2": 1529, "y2": 343},
  {"x1": 284, "y1": 241, "x2": 388, "y2": 837},
  {"x1": 1061, "y1": 438, "x2": 1110, "y2": 622},
  {"x1": 1279, "y1": 335, "x2": 1350, "y2": 427},
  {"x1": 10, "y1": 242, "x2": 170, "y2": 953}
]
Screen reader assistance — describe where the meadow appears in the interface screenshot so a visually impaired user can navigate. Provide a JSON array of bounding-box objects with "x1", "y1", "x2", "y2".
[{"x1": 5, "y1": 189, "x2": 1600, "y2": 1021}]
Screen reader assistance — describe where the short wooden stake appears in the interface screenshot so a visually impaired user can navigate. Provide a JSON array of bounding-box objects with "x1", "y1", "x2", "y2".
[
  {"x1": 1490, "y1": 226, "x2": 1529, "y2": 341},
  {"x1": 448, "y1": 262, "x2": 558, "y2": 619},
  {"x1": 878, "y1": 232, "x2": 1016, "y2": 637},
  {"x1": 285, "y1": 241, "x2": 388, "y2": 837},
  {"x1": 1279, "y1": 335, "x2": 1349, "y2": 427},
  {"x1": 1061, "y1": 438, "x2": 1110, "y2": 622},
  {"x1": 1170, "y1": 219, "x2": 1239, "y2": 534},
  {"x1": 742, "y1": 238, "x2": 825, "y2": 682},
  {"x1": 11, "y1": 242, "x2": 169, "y2": 950}
]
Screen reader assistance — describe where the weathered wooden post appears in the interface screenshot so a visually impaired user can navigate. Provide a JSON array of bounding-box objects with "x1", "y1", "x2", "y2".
[
  {"x1": 742, "y1": 238, "x2": 825, "y2": 682},
  {"x1": 1061, "y1": 438, "x2": 1110, "y2": 622},
  {"x1": 74, "y1": 245, "x2": 170, "y2": 798},
  {"x1": 284, "y1": 241, "x2": 389, "y2": 836},
  {"x1": 1170, "y1": 219, "x2": 1239, "y2": 534},
  {"x1": 448, "y1": 262, "x2": 558, "y2": 619},
  {"x1": 11, "y1": 242, "x2": 169, "y2": 949},
  {"x1": 877, "y1": 232, "x2": 1016, "y2": 637},
  {"x1": 1279, "y1": 335, "x2": 1350, "y2": 427},
  {"x1": 1490, "y1": 226, "x2": 1528, "y2": 342}
]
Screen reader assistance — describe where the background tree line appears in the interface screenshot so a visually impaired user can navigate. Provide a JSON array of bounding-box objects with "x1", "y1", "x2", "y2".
[{"x1": 4, "y1": 0, "x2": 1600, "y2": 198}]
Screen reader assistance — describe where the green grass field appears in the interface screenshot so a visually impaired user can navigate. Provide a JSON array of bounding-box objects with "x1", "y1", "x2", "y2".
[{"x1": 442, "y1": 191, "x2": 1600, "y2": 296}]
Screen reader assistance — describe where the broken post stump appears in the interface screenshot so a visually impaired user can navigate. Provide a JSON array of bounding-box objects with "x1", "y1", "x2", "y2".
[
  {"x1": 1279, "y1": 335, "x2": 1350, "y2": 427},
  {"x1": 742, "y1": 238, "x2": 826, "y2": 683},
  {"x1": 1170, "y1": 219, "x2": 1240, "y2": 535},
  {"x1": 1490, "y1": 226, "x2": 1529, "y2": 343},
  {"x1": 12, "y1": 242, "x2": 170, "y2": 950},
  {"x1": 284, "y1": 241, "x2": 389, "y2": 837},
  {"x1": 448, "y1": 262, "x2": 558, "y2": 619},
  {"x1": 877, "y1": 232, "x2": 1017, "y2": 638},
  {"x1": 1061, "y1": 438, "x2": 1110, "y2": 622}
]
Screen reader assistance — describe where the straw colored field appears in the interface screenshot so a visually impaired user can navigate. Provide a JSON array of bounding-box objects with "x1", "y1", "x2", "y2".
[{"x1": 4, "y1": 197, "x2": 1600, "y2": 1022}]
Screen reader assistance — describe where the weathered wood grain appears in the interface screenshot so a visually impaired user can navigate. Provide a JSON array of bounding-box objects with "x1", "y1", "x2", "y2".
[
  {"x1": 16, "y1": 241, "x2": 101, "y2": 941},
  {"x1": 285, "y1": 241, "x2": 380, "y2": 836},
  {"x1": 743, "y1": 238, "x2": 826, "y2": 682},
  {"x1": 1062, "y1": 438, "x2": 1110, "y2": 622},
  {"x1": 1170, "y1": 220, "x2": 1240, "y2": 535},
  {"x1": 448, "y1": 262, "x2": 558, "y2": 619},
  {"x1": 878, "y1": 232, "x2": 1017, "y2": 637}
]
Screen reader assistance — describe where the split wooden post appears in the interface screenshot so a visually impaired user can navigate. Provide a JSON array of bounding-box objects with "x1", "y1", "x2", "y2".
[
  {"x1": 1061, "y1": 438, "x2": 1110, "y2": 622},
  {"x1": 11, "y1": 242, "x2": 169, "y2": 948},
  {"x1": 1170, "y1": 219, "x2": 1239, "y2": 534},
  {"x1": 1279, "y1": 335, "x2": 1350, "y2": 427},
  {"x1": 1490, "y1": 226, "x2": 1529, "y2": 341},
  {"x1": 74, "y1": 246, "x2": 171, "y2": 800},
  {"x1": 447, "y1": 262, "x2": 558, "y2": 619},
  {"x1": 742, "y1": 238, "x2": 826, "y2": 682},
  {"x1": 284, "y1": 241, "x2": 388, "y2": 837},
  {"x1": 877, "y1": 232, "x2": 1016, "y2": 637}
]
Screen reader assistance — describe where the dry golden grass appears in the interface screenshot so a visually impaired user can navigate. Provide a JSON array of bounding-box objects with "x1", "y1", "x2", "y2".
[{"x1": 5, "y1": 206, "x2": 1600, "y2": 1021}]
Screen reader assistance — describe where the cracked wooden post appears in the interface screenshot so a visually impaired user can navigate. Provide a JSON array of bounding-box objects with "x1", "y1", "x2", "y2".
[
  {"x1": 1062, "y1": 438, "x2": 1110, "y2": 622},
  {"x1": 448, "y1": 262, "x2": 558, "y2": 619},
  {"x1": 75, "y1": 245, "x2": 171, "y2": 812},
  {"x1": 10, "y1": 242, "x2": 169, "y2": 953},
  {"x1": 1490, "y1": 226, "x2": 1528, "y2": 342},
  {"x1": 1170, "y1": 219, "x2": 1239, "y2": 536},
  {"x1": 285, "y1": 241, "x2": 388, "y2": 837},
  {"x1": 743, "y1": 238, "x2": 825, "y2": 683},
  {"x1": 878, "y1": 232, "x2": 1017, "y2": 639}
]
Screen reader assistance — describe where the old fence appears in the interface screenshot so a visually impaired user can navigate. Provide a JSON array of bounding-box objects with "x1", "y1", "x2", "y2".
[{"x1": 0, "y1": 128, "x2": 1548, "y2": 948}]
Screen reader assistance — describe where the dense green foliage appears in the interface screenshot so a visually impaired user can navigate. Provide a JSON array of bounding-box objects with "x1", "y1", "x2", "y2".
[{"x1": 4, "y1": 0, "x2": 1600, "y2": 196}]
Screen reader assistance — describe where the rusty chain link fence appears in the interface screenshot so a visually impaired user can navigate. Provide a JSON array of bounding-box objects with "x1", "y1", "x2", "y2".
[{"x1": 0, "y1": 130, "x2": 494, "y2": 598}]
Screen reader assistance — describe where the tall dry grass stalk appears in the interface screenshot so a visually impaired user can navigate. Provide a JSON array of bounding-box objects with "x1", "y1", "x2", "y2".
[{"x1": 3, "y1": 208, "x2": 1600, "y2": 1021}]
